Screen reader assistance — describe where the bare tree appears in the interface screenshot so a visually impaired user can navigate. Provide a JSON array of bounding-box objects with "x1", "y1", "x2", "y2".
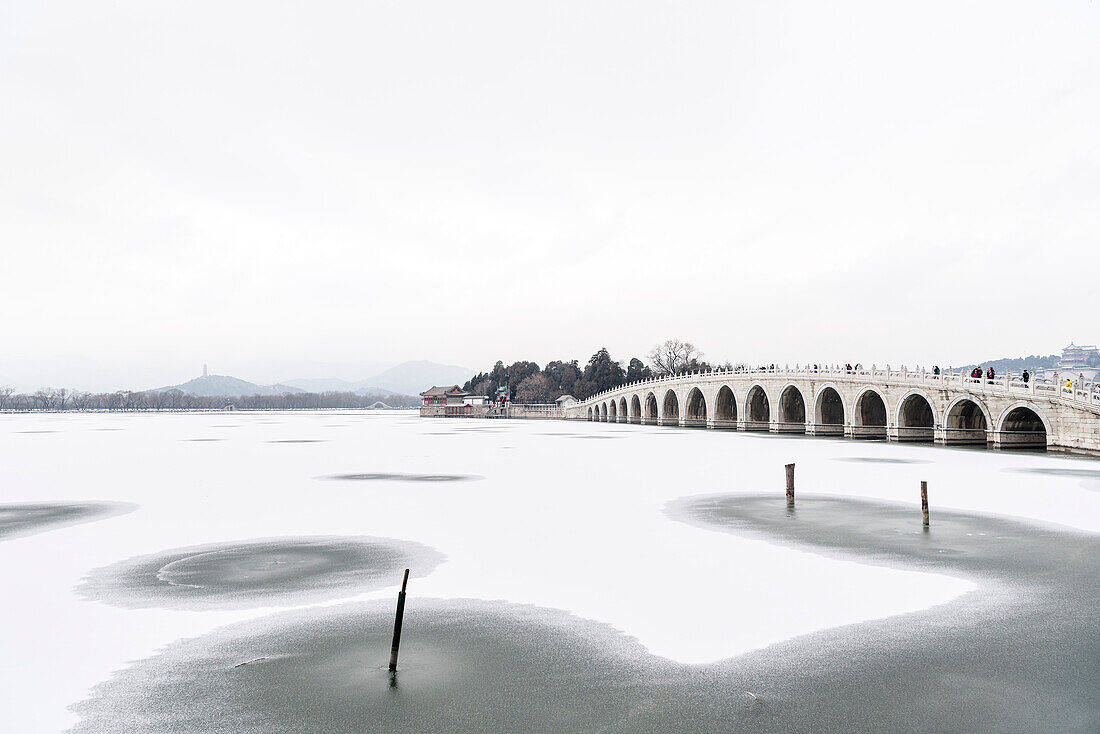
[
  {"x1": 647, "y1": 339, "x2": 703, "y2": 375},
  {"x1": 515, "y1": 373, "x2": 555, "y2": 403},
  {"x1": 0, "y1": 386, "x2": 13, "y2": 410},
  {"x1": 163, "y1": 389, "x2": 183, "y2": 410},
  {"x1": 33, "y1": 388, "x2": 55, "y2": 411},
  {"x1": 146, "y1": 389, "x2": 168, "y2": 411}
]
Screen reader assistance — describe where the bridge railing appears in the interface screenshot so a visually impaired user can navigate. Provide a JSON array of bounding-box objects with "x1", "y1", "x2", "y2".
[{"x1": 573, "y1": 363, "x2": 1100, "y2": 412}]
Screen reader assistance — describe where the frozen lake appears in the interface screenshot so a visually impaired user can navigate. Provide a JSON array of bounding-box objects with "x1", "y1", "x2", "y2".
[{"x1": 2, "y1": 410, "x2": 1099, "y2": 732}]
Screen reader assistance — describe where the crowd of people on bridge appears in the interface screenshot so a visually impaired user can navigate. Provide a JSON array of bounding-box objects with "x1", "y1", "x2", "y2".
[{"x1": 970, "y1": 366, "x2": 995, "y2": 381}]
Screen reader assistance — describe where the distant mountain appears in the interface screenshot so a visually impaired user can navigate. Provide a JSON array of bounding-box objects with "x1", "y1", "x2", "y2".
[
  {"x1": 281, "y1": 360, "x2": 474, "y2": 397},
  {"x1": 151, "y1": 374, "x2": 305, "y2": 397},
  {"x1": 283, "y1": 377, "x2": 365, "y2": 393},
  {"x1": 964, "y1": 354, "x2": 1059, "y2": 373},
  {"x1": 358, "y1": 360, "x2": 475, "y2": 396}
]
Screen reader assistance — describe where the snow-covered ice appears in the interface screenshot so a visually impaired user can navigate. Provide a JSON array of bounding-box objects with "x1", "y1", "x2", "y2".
[{"x1": 1, "y1": 410, "x2": 1098, "y2": 733}]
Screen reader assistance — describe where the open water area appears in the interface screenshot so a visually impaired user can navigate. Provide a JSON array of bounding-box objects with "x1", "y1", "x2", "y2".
[{"x1": 2, "y1": 410, "x2": 1098, "y2": 733}]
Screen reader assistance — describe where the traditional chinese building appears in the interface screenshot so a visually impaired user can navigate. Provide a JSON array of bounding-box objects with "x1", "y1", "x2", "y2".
[
  {"x1": 1054, "y1": 343, "x2": 1099, "y2": 381},
  {"x1": 1059, "y1": 343, "x2": 1099, "y2": 370},
  {"x1": 419, "y1": 385, "x2": 491, "y2": 417}
]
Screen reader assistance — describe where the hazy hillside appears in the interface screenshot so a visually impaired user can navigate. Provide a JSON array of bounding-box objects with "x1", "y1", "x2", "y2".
[
  {"x1": 283, "y1": 377, "x2": 364, "y2": 393},
  {"x1": 964, "y1": 354, "x2": 1059, "y2": 373},
  {"x1": 151, "y1": 374, "x2": 305, "y2": 397},
  {"x1": 282, "y1": 360, "x2": 474, "y2": 396},
  {"x1": 359, "y1": 360, "x2": 475, "y2": 395}
]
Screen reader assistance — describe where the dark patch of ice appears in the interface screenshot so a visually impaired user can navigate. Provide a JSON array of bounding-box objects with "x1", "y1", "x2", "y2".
[
  {"x1": 1008, "y1": 467, "x2": 1100, "y2": 481},
  {"x1": 833, "y1": 456, "x2": 932, "y2": 464},
  {"x1": 322, "y1": 473, "x2": 482, "y2": 483},
  {"x1": 0, "y1": 502, "x2": 137, "y2": 541},
  {"x1": 77, "y1": 536, "x2": 443, "y2": 610},
  {"x1": 69, "y1": 555, "x2": 1100, "y2": 734}
]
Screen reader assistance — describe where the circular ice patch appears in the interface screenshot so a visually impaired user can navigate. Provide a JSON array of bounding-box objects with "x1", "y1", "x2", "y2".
[{"x1": 77, "y1": 536, "x2": 443, "y2": 610}]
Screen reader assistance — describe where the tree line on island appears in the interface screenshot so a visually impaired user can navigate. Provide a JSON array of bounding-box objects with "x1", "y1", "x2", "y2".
[
  {"x1": 0, "y1": 387, "x2": 420, "y2": 412},
  {"x1": 464, "y1": 340, "x2": 714, "y2": 403}
]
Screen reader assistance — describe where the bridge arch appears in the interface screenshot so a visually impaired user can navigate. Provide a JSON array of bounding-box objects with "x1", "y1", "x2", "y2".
[
  {"x1": 617, "y1": 397, "x2": 628, "y2": 423},
  {"x1": 943, "y1": 394, "x2": 991, "y2": 445},
  {"x1": 662, "y1": 389, "x2": 680, "y2": 425},
  {"x1": 631, "y1": 394, "x2": 642, "y2": 423},
  {"x1": 778, "y1": 383, "x2": 807, "y2": 432},
  {"x1": 853, "y1": 387, "x2": 888, "y2": 437},
  {"x1": 587, "y1": 406, "x2": 593, "y2": 421},
  {"x1": 896, "y1": 389, "x2": 936, "y2": 442},
  {"x1": 996, "y1": 401, "x2": 1050, "y2": 449},
  {"x1": 644, "y1": 392, "x2": 658, "y2": 424},
  {"x1": 608, "y1": 399, "x2": 617, "y2": 421},
  {"x1": 745, "y1": 383, "x2": 770, "y2": 430},
  {"x1": 684, "y1": 387, "x2": 707, "y2": 427},
  {"x1": 714, "y1": 385, "x2": 737, "y2": 427},
  {"x1": 813, "y1": 384, "x2": 845, "y2": 435},
  {"x1": 600, "y1": 402, "x2": 608, "y2": 422}
]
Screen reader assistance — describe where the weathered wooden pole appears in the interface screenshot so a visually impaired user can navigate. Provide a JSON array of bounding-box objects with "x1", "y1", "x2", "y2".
[
  {"x1": 388, "y1": 568, "x2": 410, "y2": 672},
  {"x1": 785, "y1": 463, "x2": 795, "y2": 506},
  {"x1": 920, "y1": 481, "x2": 929, "y2": 527}
]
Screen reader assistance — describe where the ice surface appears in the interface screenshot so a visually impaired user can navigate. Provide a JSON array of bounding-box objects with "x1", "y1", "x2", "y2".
[{"x1": 1, "y1": 410, "x2": 1099, "y2": 732}]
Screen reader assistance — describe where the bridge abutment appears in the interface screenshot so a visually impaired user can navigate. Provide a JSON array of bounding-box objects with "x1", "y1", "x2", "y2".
[
  {"x1": 888, "y1": 425, "x2": 935, "y2": 442},
  {"x1": 935, "y1": 427, "x2": 991, "y2": 446}
]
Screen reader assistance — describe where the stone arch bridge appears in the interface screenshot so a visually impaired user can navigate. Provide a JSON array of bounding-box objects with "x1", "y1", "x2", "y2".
[{"x1": 565, "y1": 366, "x2": 1100, "y2": 453}]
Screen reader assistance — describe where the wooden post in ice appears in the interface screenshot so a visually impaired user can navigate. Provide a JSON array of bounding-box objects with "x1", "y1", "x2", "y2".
[
  {"x1": 785, "y1": 463, "x2": 795, "y2": 506},
  {"x1": 920, "y1": 481, "x2": 929, "y2": 527},
  {"x1": 388, "y1": 568, "x2": 410, "y2": 672}
]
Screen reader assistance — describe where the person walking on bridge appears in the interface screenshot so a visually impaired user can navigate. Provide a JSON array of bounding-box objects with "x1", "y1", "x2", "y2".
[
  {"x1": 1022, "y1": 369, "x2": 1030, "y2": 385},
  {"x1": 987, "y1": 367, "x2": 995, "y2": 381}
]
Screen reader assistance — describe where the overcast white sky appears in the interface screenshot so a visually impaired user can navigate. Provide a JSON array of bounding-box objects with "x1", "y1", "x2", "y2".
[{"x1": 2, "y1": 1, "x2": 1098, "y2": 391}]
